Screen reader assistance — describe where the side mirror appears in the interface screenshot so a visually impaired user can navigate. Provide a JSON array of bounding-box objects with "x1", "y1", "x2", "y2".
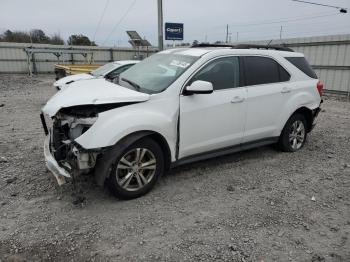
[
  {"x1": 184, "y1": 80, "x2": 213, "y2": 95},
  {"x1": 112, "y1": 75, "x2": 120, "y2": 84},
  {"x1": 105, "y1": 73, "x2": 117, "y2": 80}
]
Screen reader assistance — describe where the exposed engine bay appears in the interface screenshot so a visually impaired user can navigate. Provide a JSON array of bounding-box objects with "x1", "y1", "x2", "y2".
[
  {"x1": 42, "y1": 102, "x2": 139, "y2": 179},
  {"x1": 50, "y1": 112, "x2": 99, "y2": 176}
]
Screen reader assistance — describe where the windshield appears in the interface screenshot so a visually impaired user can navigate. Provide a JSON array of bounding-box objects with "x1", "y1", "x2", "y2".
[
  {"x1": 119, "y1": 53, "x2": 198, "y2": 94},
  {"x1": 90, "y1": 62, "x2": 117, "y2": 77}
]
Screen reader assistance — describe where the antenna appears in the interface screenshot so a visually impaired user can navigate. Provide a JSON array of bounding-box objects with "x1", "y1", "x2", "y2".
[{"x1": 266, "y1": 39, "x2": 273, "y2": 48}]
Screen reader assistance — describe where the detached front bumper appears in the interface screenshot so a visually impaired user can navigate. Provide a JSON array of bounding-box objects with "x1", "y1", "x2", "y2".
[{"x1": 44, "y1": 135, "x2": 71, "y2": 185}]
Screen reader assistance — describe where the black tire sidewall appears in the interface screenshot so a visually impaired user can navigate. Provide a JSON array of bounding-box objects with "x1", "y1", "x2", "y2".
[
  {"x1": 279, "y1": 114, "x2": 307, "y2": 152},
  {"x1": 106, "y1": 138, "x2": 164, "y2": 200}
]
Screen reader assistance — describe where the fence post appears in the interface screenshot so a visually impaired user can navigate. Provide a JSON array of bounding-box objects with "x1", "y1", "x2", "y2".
[
  {"x1": 110, "y1": 48, "x2": 114, "y2": 62},
  {"x1": 25, "y1": 50, "x2": 32, "y2": 76},
  {"x1": 31, "y1": 53, "x2": 37, "y2": 75},
  {"x1": 70, "y1": 47, "x2": 74, "y2": 64}
]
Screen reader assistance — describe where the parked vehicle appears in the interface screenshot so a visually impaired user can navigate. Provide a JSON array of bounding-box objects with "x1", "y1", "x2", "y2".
[
  {"x1": 54, "y1": 64, "x2": 101, "y2": 81},
  {"x1": 53, "y1": 60, "x2": 139, "y2": 90},
  {"x1": 41, "y1": 44, "x2": 322, "y2": 199}
]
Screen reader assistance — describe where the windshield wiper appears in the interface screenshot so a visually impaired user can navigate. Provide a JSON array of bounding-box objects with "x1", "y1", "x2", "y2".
[{"x1": 121, "y1": 77, "x2": 141, "y2": 91}]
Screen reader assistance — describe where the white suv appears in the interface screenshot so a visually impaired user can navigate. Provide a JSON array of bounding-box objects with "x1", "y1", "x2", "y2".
[{"x1": 41, "y1": 44, "x2": 323, "y2": 199}]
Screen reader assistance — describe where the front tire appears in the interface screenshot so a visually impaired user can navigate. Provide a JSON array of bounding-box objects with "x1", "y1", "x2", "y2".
[
  {"x1": 106, "y1": 138, "x2": 164, "y2": 199},
  {"x1": 278, "y1": 114, "x2": 307, "y2": 152}
]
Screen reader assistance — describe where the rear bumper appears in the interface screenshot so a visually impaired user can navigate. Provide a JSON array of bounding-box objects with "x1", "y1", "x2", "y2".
[{"x1": 44, "y1": 135, "x2": 71, "y2": 185}]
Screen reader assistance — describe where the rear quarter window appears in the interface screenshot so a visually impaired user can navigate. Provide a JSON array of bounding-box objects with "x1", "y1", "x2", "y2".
[
  {"x1": 285, "y1": 57, "x2": 317, "y2": 79},
  {"x1": 243, "y1": 56, "x2": 290, "y2": 86}
]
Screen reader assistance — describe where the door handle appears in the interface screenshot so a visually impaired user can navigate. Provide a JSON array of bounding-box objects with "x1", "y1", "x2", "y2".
[
  {"x1": 281, "y1": 87, "x2": 291, "y2": 93},
  {"x1": 231, "y1": 96, "x2": 245, "y2": 103}
]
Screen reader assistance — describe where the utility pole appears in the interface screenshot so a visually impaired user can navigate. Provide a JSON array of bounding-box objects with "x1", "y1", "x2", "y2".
[
  {"x1": 157, "y1": 0, "x2": 164, "y2": 51},
  {"x1": 226, "y1": 24, "x2": 229, "y2": 43},
  {"x1": 279, "y1": 26, "x2": 283, "y2": 41}
]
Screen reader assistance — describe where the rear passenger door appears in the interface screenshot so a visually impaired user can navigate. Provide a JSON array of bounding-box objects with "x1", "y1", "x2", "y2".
[{"x1": 242, "y1": 56, "x2": 291, "y2": 143}]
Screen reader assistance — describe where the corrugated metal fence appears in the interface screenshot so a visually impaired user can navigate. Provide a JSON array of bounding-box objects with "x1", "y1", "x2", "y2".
[
  {"x1": 0, "y1": 34, "x2": 349, "y2": 94},
  {"x1": 0, "y1": 42, "x2": 156, "y2": 74},
  {"x1": 244, "y1": 34, "x2": 350, "y2": 95}
]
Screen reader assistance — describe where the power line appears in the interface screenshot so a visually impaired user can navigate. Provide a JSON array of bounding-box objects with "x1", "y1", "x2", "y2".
[
  {"x1": 93, "y1": 0, "x2": 110, "y2": 42},
  {"x1": 230, "y1": 12, "x2": 339, "y2": 27},
  {"x1": 207, "y1": 11, "x2": 338, "y2": 32},
  {"x1": 102, "y1": 0, "x2": 137, "y2": 46},
  {"x1": 237, "y1": 25, "x2": 350, "y2": 41},
  {"x1": 248, "y1": 25, "x2": 350, "y2": 38},
  {"x1": 216, "y1": 12, "x2": 327, "y2": 30},
  {"x1": 210, "y1": 20, "x2": 350, "y2": 42},
  {"x1": 207, "y1": 16, "x2": 344, "y2": 38},
  {"x1": 205, "y1": 12, "x2": 341, "y2": 40},
  {"x1": 292, "y1": 0, "x2": 348, "y2": 13},
  {"x1": 232, "y1": 18, "x2": 349, "y2": 36}
]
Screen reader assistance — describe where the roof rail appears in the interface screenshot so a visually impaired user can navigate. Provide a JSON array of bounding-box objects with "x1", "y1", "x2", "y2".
[
  {"x1": 192, "y1": 43, "x2": 235, "y2": 48},
  {"x1": 234, "y1": 44, "x2": 294, "y2": 52},
  {"x1": 191, "y1": 43, "x2": 294, "y2": 52}
]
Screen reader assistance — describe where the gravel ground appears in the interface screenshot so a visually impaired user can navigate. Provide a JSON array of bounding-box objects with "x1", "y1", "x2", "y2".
[{"x1": 0, "y1": 74, "x2": 349, "y2": 262}]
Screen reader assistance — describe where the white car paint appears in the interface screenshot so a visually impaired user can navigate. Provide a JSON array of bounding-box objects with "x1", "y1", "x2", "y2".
[
  {"x1": 75, "y1": 96, "x2": 179, "y2": 160},
  {"x1": 42, "y1": 47, "x2": 322, "y2": 184},
  {"x1": 43, "y1": 78, "x2": 149, "y2": 117},
  {"x1": 53, "y1": 60, "x2": 139, "y2": 90},
  {"x1": 179, "y1": 86, "x2": 247, "y2": 158},
  {"x1": 54, "y1": 73, "x2": 93, "y2": 89}
]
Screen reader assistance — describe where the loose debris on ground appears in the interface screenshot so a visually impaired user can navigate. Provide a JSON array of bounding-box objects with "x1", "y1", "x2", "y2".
[{"x1": 0, "y1": 74, "x2": 349, "y2": 261}]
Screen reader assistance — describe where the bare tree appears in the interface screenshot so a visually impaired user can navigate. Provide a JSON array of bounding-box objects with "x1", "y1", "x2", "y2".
[
  {"x1": 67, "y1": 34, "x2": 97, "y2": 46},
  {"x1": 50, "y1": 33, "x2": 64, "y2": 45}
]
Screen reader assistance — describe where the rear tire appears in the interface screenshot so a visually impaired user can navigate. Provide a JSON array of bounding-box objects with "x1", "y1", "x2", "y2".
[
  {"x1": 105, "y1": 138, "x2": 164, "y2": 200},
  {"x1": 277, "y1": 114, "x2": 307, "y2": 152}
]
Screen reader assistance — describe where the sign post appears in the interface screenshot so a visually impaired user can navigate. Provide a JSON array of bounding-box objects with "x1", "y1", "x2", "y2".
[
  {"x1": 165, "y1": 23, "x2": 184, "y2": 46},
  {"x1": 157, "y1": 0, "x2": 164, "y2": 51}
]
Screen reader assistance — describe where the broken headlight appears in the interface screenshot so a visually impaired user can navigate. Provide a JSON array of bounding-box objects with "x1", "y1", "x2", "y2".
[
  {"x1": 60, "y1": 116, "x2": 97, "y2": 140},
  {"x1": 51, "y1": 115, "x2": 98, "y2": 171}
]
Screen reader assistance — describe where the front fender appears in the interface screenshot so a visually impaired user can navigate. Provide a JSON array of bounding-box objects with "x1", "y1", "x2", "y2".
[{"x1": 75, "y1": 100, "x2": 178, "y2": 160}]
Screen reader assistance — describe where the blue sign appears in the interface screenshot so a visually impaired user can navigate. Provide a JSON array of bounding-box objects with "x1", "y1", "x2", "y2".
[{"x1": 165, "y1": 23, "x2": 184, "y2": 41}]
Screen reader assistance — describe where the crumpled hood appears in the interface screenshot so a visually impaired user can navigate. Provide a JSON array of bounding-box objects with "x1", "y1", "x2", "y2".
[
  {"x1": 53, "y1": 73, "x2": 94, "y2": 87},
  {"x1": 42, "y1": 79, "x2": 150, "y2": 117}
]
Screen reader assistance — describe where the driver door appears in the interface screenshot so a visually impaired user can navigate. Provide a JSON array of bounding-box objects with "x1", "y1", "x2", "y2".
[{"x1": 179, "y1": 56, "x2": 247, "y2": 159}]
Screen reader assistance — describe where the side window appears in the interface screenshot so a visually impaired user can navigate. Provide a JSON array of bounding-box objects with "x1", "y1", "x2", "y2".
[
  {"x1": 243, "y1": 56, "x2": 290, "y2": 86},
  {"x1": 191, "y1": 57, "x2": 240, "y2": 90},
  {"x1": 285, "y1": 57, "x2": 317, "y2": 79},
  {"x1": 106, "y1": 64, "x2": 133, "y2": 79},
  {"x1": 279, "y1": 65, "x2": 291, "y2": 82}
]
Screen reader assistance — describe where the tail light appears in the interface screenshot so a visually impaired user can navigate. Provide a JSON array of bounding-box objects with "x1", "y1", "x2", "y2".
[{"x1": 316, "y1": 80, "x2": 324, "y2": 97}]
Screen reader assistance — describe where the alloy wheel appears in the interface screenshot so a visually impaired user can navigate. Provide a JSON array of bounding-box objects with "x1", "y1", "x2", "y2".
[
  {"x1": 115, "y1": 148, "x2": 157, "y2": 191},
  {"x1": 289, "y1": 120, "x2": 305, "y2": 150}
]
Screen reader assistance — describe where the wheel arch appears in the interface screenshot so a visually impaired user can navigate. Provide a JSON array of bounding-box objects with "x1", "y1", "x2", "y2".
[
  {"x1": 291, "y1": 107, "x2": 313, "y2": 132},
  {"x1": 94, "y1": 130, "x2": 172, "y2": 186},
  {"x1": 282, "y1": 106, "x2": 313, "y2": 134}
]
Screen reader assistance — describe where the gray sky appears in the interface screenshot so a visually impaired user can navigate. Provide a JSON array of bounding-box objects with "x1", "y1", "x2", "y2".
[{"x1": 1, "y1": 0, "x2": 350, "y2": 46}]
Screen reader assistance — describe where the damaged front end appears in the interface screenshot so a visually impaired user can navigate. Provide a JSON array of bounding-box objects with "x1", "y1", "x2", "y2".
[
  {"x1": 41, "y1": 106, "x2": 102, "y2": 185},
  {"x1": 40, "y1": 79, "x2": 150, "y2": 185}
]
